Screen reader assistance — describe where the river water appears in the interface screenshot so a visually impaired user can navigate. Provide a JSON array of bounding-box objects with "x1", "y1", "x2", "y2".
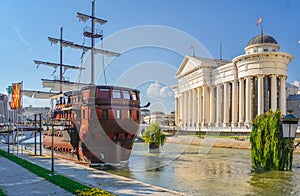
[{"x1": 106, "y1": 142, "x2": 300, "y2": 195}]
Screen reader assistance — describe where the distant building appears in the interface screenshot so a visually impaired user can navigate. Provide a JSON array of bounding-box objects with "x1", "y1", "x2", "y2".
[
  {"x1": 286, "y1": 82, "x2": 299, "y2": 97},
  {"x1": 0, "y1": 94, "x2": 8, "y2": 123},
  {"x1": 287, "y1": 94, "x2": 300, "y2": 119},
  {"x1": 143, "y1": 111, "x2": 175, "y2": 126},
  {"x1": 173, "y1": 34, "x2": 293, "y2": 129},
  {"x1": 140, "y1": 109, "x2": 151, "y2": 123},
  {"x1": 22, "y1": 106, "x2": 50, "y2": 121}
]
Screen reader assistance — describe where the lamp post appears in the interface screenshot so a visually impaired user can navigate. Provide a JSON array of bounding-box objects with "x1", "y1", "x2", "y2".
[
  {"x1": 282, "y1": 112, "x2": 299, "y2": 139},
  {"x1": 281, "y1": 111, "x2": 299, "y2": 171},
  {"x1": 51, "y1": 123, "x2": 55, "y2": 175}
]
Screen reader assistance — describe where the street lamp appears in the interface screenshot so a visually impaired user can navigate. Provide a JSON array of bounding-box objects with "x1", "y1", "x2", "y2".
[{"x1": 282, "y1": 112, "x2": 299, "y2": 138}]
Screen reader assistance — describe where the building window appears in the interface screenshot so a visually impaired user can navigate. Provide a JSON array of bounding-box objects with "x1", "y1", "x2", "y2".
[
  {"x1": 116, "y1": 110, "x2": 121, "y2": 119},
  {"x1": 112, "y1": 89, "x2": 121, "y2": 98},
  {"x1": 103, "y1": 109, "x2": 108, "y2": 120},
  {"x1": 123, "y1": 91, "x2": 130, "y2": 99},
  {"x1": 263, "y1": 48, "x2": 268, "y2": 52},
  {"x1": 254, "y1": 49, "x2": 258, "y2": 53}
]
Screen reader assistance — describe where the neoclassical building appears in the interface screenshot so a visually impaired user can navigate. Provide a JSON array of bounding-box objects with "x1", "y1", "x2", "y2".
[{"x1": 173, "y1": 34, "x2": 293, "y2": 129}]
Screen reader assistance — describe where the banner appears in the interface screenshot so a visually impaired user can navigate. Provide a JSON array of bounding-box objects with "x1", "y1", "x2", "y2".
[{"x1": 9, "y1": 83, "x2": 22, "y2": 110}]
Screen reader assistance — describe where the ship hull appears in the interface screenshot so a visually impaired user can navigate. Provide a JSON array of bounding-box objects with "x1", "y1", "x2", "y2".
[{"x1": 45, "y1": 85, "x2": 141, "y2": 165}]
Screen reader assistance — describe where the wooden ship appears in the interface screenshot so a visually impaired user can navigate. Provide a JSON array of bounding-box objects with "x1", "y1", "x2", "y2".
[{"x1": 24, "y1": 0, "x2": 147, "y2": 165}]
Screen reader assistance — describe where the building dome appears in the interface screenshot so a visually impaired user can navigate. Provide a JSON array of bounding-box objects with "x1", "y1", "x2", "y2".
[{"x1": 247, "y1": 34, "x2": 278, "y2": 46}]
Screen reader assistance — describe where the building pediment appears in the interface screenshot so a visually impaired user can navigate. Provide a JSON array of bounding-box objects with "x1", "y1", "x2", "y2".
[{"x1": 176, "y1": 56, "x2": 220, "y2": 78}]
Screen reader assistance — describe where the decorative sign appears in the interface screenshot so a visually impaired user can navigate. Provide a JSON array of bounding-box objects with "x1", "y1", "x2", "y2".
[{"x1": 9, "y1": 83, "x2": 22, "y2": 110}]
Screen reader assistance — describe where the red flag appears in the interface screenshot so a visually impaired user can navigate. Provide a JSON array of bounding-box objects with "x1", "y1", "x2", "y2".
[
  {"x1": 256, "y1": 17, "x2": 262, "y2": 26},
  {"x1": 190, "y1": 43, "x2": 194, "y2": 49}
]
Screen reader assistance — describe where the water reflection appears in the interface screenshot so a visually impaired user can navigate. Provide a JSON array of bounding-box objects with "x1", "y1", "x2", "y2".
[
  {"x1": 103, "y1": 143, "x2": 300, "y2": 195},
  {"x1": 249, "y1": 171, "x2": 300, "y2": 195}
]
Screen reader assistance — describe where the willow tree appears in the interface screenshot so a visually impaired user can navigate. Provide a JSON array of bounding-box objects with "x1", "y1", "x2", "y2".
[{"x1": 250, "y1": 110, "x2": 294, "y2": 171}]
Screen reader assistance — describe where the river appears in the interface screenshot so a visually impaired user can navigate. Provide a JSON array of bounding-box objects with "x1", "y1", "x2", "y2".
[{"x1": 106, "y1": 142, "x2": 300, "y2": 195}]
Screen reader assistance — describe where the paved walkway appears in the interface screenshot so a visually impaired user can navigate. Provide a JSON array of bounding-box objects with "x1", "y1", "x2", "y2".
[
  {"x1": 0, "y1": 144, "x2": 184, "y2": 196},
  {"x1": 0, "y1": 155, "x2": 73, "y2": 196}
]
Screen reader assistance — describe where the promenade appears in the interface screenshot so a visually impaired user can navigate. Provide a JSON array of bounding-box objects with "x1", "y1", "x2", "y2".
[{"x1": 0, "y1": 143, "x2": 184, "y2": 196}]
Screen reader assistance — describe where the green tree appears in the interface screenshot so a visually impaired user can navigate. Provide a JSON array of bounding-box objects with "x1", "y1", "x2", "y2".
[
  {"x1": 142, "y1": 122, "x2": 166, "y2": 151},
  {"x1": 250, "y1": 109, "x2": 294, "y2": 171}
]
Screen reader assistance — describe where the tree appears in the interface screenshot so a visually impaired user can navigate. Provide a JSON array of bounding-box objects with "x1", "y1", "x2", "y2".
[
  {"x1": 142, "y1": 122, "x2": 166, "y2": 152},
  {"x1": 250, "y1": 109, "x2": 294, "y2": 171}
]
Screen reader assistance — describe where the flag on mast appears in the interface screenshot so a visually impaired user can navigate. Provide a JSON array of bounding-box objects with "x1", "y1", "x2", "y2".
[
  {"x1": 256, "y1": 16, "x2": 262, "y2": 26},
  {"x1": 190, "y1": 43, "x2": 195, "y2": 56},
  {"x1": 190, "y1": 43, "x2": 194, "y2": 49}
]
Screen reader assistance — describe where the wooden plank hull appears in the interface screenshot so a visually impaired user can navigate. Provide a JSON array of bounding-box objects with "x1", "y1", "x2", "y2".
[{"x1": 46, "y1": 85, "x2": 141, "y2": 165}]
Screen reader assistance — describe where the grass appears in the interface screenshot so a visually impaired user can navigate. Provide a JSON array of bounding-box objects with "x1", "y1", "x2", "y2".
[
  {"x1": 0, "y1": 149, "x2": 113, "y2": 195},
  {"x1": 0, "y1": 188, "x2": 6, "y2": 196}
]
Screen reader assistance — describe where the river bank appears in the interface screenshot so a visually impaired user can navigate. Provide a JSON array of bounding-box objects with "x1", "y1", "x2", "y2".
[{"x1": 166, "y1": 135, "x2": 300, "y2": 153}]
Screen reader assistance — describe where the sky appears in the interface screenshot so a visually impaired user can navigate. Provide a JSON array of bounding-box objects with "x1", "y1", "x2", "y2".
[{"x1": 0, "y1": 0, "x2": 300, "y2": 112}]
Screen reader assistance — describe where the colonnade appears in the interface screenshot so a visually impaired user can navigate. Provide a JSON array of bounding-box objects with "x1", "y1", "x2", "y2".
[{"x1": 175, "y1": 75, "x2": 286, "y2": 128}]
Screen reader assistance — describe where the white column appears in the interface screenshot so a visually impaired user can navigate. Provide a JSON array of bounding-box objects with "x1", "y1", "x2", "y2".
[
  {"x1": 238, "y1": 78, "x2": 244, "y2": 127},
  {"x1": 271, "y1": 75, "x2": 277, "y2": 111},
  {"x1": 216, "y1": 84, "x2": 222, "y2": 127},
  {"x1": 188, "y1": 90, "x2": 192, "y2": 127},
  {"x1": 280, "y1": 76, "x2": 287, "y2": 114},
  {"x1": 193, "y1": 88, "x2": 198, "y2": 127},
  {"x1": 198, "y1": 87, "x2": 202, "y2": 127},
  {"x1": 175, "y1": 97, "x2": 178, "y2": 126},
  {"x1": 231, "y1": 80, "x2": 238, "y2": 127},
  {"x1": 179, "y1": 95, "x2": 183, "y2": 126},
  {"x1": 257, "y1": 75, "x2": 264, "y2": 115},
  {"x1": 209, "y1": 86, "x2": 215, "y2": 126},
  {"x1": 183, "y1": 91, "x2": 187, "y2": 127},
  {"x1": 223, "y1": 83, "x2": 229, "y2": 127},
  {"x1": 245, "y1": 77, "x2": 251, "y2": 126},
  {"x1": 202, "y1": 86, "x2": 207, "y2": 126}
]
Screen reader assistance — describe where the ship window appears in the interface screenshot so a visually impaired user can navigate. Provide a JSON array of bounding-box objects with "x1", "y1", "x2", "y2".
[
  {"x1": 82, "y1": 109, "x2": 86, "y2": 119},
  {"x1": 112, "y1": 89, "x2": 121, "y2": 99},
  {"x1": 123, "y1": 91, "x2": 130, "y2": 99},
  {"x1": 128, "y1": 110, "x2": 131, "y2": 119},
  {"x1": 99, "y1": 88, "x2": 110, "y2": 98},
  {"x1": 103, "y1": 109, "x2": 108, "y2": 120},
  {"x1": 116, "y1": 110, "x2": 121, "y2": 119},
  {"x1": 136, "y1": 110, "x2": 139, "y2": 121},
  {"x1": 131, "y1": 92, "x2": 137, "y2": 100}
]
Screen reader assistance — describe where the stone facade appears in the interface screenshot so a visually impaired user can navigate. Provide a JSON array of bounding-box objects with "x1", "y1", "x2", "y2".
[{"x1": 173, "y1": 34, "x2": 293, "y2": 130}]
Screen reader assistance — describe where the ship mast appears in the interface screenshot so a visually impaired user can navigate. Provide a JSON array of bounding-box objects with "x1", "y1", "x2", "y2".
[
  {"x1": 77, "y1": 0, "x2": 109, "y2": 84},
  {"x1": 34, "y1": 0, "x2": 120, "y2": 93},
  {"x1": 34, "y1": 27, "x2": 84, "y2": 96}
]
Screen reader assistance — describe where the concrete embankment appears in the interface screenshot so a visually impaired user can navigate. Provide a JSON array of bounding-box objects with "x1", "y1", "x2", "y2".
[
  {"x1": 167, "y1": 136, "x2": 251, "y2": 150},
  {"x1": 167, "y1": 135, "x2": 300, "y2": 153}
]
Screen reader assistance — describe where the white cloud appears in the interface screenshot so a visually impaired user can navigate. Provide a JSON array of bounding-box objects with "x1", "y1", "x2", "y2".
[
  {"x1": 12, "y1": 25, "x2": 32, "y2": 52},
  {"x1": 160, "y1": 86, "x2": 174, "y2": 98},
  {"x1": 147, "y1": 81, "x2": 161, "y2": 97},
  {"x1": 146, "y1": 82, "x2": 174, "y2": 98}
]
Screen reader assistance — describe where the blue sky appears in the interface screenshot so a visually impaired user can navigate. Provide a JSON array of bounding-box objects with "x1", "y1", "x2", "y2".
[{"x1": 0, "y1": 0, "x2": 300, "y2": 111}]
